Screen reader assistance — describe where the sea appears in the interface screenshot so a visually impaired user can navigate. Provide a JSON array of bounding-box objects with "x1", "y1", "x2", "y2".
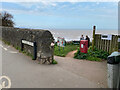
[{"x1": 49, "y1": 29, "x2": 118, "y2": 42}]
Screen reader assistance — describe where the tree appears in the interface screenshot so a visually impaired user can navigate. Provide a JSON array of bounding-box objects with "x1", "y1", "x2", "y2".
[{"x1": 0, "y1": 11, "x2": 14, "y2": 27}]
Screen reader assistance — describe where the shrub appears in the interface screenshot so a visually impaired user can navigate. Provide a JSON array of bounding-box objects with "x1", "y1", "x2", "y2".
[
  {"x1": 52, "y1": 59, "x2": 58, "y2": 64},
  {"x1": 66, "y1": 41, "x2": 73, "y2": 45},
  {"x1": 88, "y1": 46, "x2": 109, "y2": 60},
  {"x1": 74, "y1": 46, "x2": 110, "y2": 61},
  {"x1": 74, "y1": 47, "x2": 80, "y2": 58},
  {"x1": 74, "y1": 47, "x2": 87, "y2": 59},
  {"x1": 74, "y1": 51, "x2": 87, "y2": 59}
]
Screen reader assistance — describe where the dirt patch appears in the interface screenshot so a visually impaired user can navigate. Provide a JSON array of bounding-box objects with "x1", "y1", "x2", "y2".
[{"x1": 66, "y1": 50, "x2": 77, "y2": 58}]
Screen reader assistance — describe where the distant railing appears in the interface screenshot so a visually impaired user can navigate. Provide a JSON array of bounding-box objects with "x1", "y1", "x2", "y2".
[{"x1": 72, "y1": 41, "x2": 80, "y2": 45}]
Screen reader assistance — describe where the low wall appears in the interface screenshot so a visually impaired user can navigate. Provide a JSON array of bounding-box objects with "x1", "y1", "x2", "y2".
[{"x1": 0, "y1": 26, "x2": 54, "y2": 63}]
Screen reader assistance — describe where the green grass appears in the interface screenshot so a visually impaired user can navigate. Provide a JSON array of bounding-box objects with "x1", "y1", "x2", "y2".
[
  {"x1": 15, "y1": 46, "x2": 21, "y2": 52},
  {"x1": 2, "y1": 39, "x2": 10, "y2": 45},
  {"x1": 86, "y1": 56, "x2": 102, "y2": 61},
  {"x1": 1, "y1": 39, "x2": 34, "y2": 60},
  {"x1": 54, "y1": 45, "x2": 79, "y2": 57},
  {"x1": 52, "y1": 59, "x2": 58, "y2": 64}
]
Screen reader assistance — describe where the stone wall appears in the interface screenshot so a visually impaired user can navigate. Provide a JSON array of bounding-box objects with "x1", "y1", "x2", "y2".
[{"x1": 0, "y1": 26, "x2": 54, "y2": 63}]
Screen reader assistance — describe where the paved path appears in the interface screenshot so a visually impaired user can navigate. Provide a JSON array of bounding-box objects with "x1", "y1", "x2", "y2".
[
  {"x1": 66, "y1": 50, "x2": 77, "y2": 58},
  {"x1": 1, "y1": 41, "x2": 107, "y2": 88},
  {"x1": 55, "y1": 56, "x2": 107, "y2": 88}
]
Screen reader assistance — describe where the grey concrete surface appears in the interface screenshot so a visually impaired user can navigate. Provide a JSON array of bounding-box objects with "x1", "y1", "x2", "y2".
[
  {"x1": 0, "y1": 41, "x2": 2, "y2": 77},
  {"x1": 1, "y1": 41, "x2": 107, "y2": 88},
  {"x1": 107, "y1": 64, "x2": 119, "y2": 88}
]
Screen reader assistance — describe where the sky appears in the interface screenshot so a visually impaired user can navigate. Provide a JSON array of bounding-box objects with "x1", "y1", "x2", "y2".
[{"x1": 0, "y1": 1, "x2": 118, "y2": 30}]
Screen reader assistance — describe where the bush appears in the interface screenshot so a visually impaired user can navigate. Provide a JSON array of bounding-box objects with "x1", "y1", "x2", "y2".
[
  {"x1": 74, "y1": 48, "x2": 87, "y2": 59},
  {"x1": 66, "y1": 41, "x2": 74, "y2": 45},
  {"x1": 88, "y1": 46, "x2": 109, "y2": 60},
  {"x1": 74, "y1": 46, "x2": 110, "y2": 61},
  {"x1": 52, "y1": 59, "x2": 58, "y2": 64},
  {"x1": 1, "y1": 11, "x2": 14, "y2": 27}
]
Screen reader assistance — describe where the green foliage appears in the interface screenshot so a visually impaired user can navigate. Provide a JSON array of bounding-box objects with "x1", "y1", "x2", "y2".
[
  {"x1": 52, "y1": 59, "x2": 58, "y2": 64},
  {"x1": 88, "y1": 46, "x2": 109, "y2": 60},
  {"x1": 66, "y1": 41, "x2": 74, "y2": 45},
  {"x1": 15, "y1": 46, "x2": 21, "y2": 52},
  {"x1": 54, "y1": 45, "x2": 79, "y2": 57},
  {"x1": 74, "y1": 48, "x2": 87, "y2": 59},
  {"x1": 0, "y1": 11, "x2": 14, "y2": 27},
  {"x1": 86, "y1": 56, "x2": 101, "y2": 61},
  {"x1": 2, "y1": 39, "x2": 10, "y2": 45},
  {"x1": 2, "y1": 39, "x2": 34, "y2": 60},
  {"x1": 74, "y1": 46, "x2": 109, "y2": 61},
  {"x1": 22, "y1": 50, "x2": 33, "y2": 59}
]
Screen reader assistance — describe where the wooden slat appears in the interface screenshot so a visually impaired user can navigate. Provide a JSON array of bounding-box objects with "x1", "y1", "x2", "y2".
[
  {"x1": 108, "y1": 40, "x2": 110, "y2": 53},
  {"x1": 94, "y1": 34, "x2": 118, "y2": 54},
  {"x1": 104, "y1": 40, "x2": 107, "y2": 51}
]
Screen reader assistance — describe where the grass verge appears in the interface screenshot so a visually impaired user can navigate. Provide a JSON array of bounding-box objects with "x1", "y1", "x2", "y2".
[
  {"x1": 54, "y1": 45, "x2": 79, "y2": 57},
  {"x1": 1, "y1": 39, "x2": 34, "y2": 60}
]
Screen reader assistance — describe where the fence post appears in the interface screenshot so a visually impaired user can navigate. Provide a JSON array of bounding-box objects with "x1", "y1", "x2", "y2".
[
  {"x1": 92, "y1": 26, "x2": 96, "y2": 51},
  {"x1": 118, "y1": 36, "x2": 120, "y2": 52},
  {"x1": 33, "y1": 41, "x2": 37, "y2": 60},
  {"x1": 21, "y1": 39, "x2": 24, "y2": 51}
]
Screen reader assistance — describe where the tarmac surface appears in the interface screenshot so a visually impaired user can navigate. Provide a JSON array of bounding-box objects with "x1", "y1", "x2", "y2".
[{"x1": 1, "y1": 41, "x2": 107, "y2": 88}]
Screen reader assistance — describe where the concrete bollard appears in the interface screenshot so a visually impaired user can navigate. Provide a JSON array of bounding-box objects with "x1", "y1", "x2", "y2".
[
  {"x1": 107, "y1": 52, "x2": 120, "y2": 89},
  {"x1": 107, "y1": 64, "x2": 119, "y2": 88},
  {"x1": 117, "y1": 63, "x2": 120, "y2": 89}
]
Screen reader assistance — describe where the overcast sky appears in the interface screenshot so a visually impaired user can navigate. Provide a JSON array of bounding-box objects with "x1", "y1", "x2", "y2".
[{"x1": 1, "y1": 2, "x2": 118, "y2": 30}]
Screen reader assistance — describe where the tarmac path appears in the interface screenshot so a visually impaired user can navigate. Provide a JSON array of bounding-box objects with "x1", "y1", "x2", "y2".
[{"x1": 1, "y1": 41, "x2": 107, "y2": 88}]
